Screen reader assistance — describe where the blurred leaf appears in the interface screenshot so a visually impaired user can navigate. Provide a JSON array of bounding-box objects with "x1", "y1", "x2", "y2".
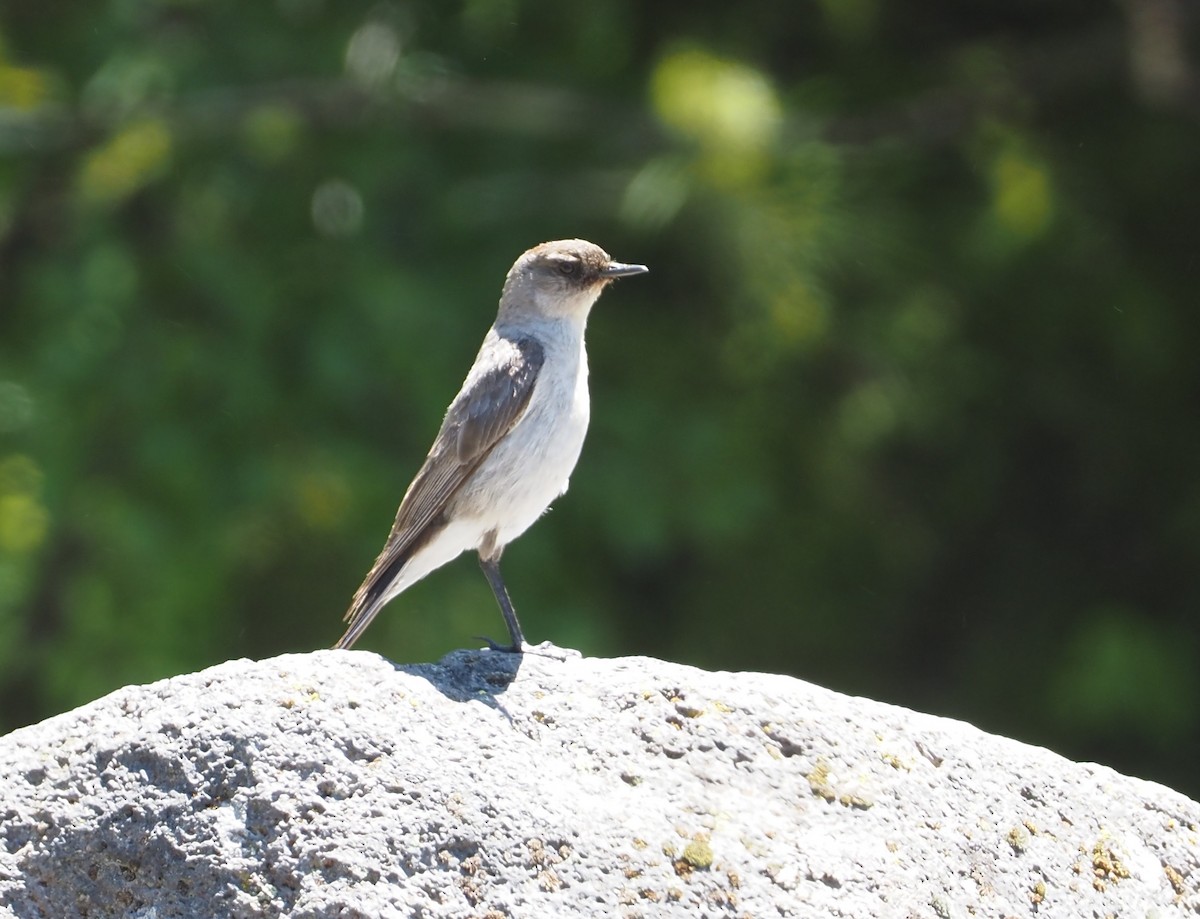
[
  {"x1": 1051, "y1": 608, "x2": 1198, "y2": 744},
  {"x1": 651, "y1": 46, "x2": 782, "y2": 187},
  {"x1": 79, "y1": 119, "x2": 172, "y2": 204}
]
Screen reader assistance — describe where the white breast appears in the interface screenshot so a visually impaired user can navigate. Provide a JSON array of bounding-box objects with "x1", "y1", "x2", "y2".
[{"x1": 461, "y1": 321, "x2": 591, "y2": 549}]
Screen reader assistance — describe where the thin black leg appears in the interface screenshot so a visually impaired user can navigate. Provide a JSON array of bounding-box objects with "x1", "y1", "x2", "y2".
[{"x1": 478, "y1": 554, "x2": 526, "y2": 652}]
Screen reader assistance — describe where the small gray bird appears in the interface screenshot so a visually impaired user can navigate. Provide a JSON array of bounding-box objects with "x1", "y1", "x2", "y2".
[{"x1": 336, "y1": 239, "x2": 648, "y2": 652}]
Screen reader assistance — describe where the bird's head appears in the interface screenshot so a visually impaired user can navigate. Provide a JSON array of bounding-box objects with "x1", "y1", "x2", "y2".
[{"x1": 499, "y1": 239, "x2": 648, "y2": 323}]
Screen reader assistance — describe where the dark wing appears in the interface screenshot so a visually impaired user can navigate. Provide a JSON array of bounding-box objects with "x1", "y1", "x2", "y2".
[
  {"x1": 337, "y1": 334, "x2": 544, "y2": 647},
  {"x1": 388, "y1": 334, "x2": 545, "y2": 547}
]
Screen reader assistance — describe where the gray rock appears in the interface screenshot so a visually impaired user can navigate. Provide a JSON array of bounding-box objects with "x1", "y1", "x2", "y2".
[{"x1": 0, "y1": 649, "x2": 1196, "y2": 918}]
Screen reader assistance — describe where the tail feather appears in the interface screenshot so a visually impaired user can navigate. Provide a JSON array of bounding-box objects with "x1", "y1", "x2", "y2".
[
  {"x1": 334, "y1": 600, "x2": 386, "y2": 650},
  {"x1": 334, "y1": 543, "x2": 416, "y2": 650}
]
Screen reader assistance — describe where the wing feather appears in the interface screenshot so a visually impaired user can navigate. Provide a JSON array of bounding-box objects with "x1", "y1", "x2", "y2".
[{"x1": 336, "y1": 333, "x2": 544, "y2": 647}]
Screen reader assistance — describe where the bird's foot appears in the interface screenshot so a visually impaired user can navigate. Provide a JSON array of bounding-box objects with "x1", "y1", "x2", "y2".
[
  {"x1": 475, "y1": 637, "x2": 582, "y2": 661},
  {"x1": 476, "y1": 635, "x2": 516, "y2": 653}
]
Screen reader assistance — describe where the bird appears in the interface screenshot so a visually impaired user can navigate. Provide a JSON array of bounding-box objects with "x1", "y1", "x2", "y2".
[{"x1": 335, "y1": 239, "x2": 648, "y2": 653}]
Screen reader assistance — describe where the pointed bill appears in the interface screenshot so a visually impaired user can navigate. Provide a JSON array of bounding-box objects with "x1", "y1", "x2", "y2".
[{"x1": 601, "y1": 261, "x2": 649, "y2": 279}]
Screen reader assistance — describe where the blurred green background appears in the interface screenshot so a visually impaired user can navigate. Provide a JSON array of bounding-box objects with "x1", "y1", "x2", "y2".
[{"x1": 2, "y1": 1, "x2": 1198, "y2": 798}]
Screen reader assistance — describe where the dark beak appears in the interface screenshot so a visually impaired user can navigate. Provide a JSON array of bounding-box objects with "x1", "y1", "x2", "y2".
[{"x1": 601, "y1": 261, "x2": 649, "y2": 279}]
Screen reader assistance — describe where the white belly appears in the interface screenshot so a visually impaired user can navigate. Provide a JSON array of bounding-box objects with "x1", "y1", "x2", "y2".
[
  {"x1": 460, "y1": 340, "x2": 590, "y2": 547},
  {"x1": 375, "y1": 358, "x2": 589, "y2": 608}
]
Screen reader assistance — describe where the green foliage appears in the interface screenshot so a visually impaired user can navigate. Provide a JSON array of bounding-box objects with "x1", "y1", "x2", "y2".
[{"x1": 2, "y1": 1, "x2": 1197, "y2": 797}]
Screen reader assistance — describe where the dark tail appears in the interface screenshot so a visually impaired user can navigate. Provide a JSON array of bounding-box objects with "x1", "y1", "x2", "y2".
[{"x1": 333, "y1": 542, "x2": 416, "y2": 650}]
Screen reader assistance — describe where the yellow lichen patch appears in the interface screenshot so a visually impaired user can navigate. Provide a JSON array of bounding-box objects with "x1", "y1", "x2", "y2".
[
  {"x1": 838, "y1": 791, "x2": 874, "y2": 810},
  {"x1": 1164, "y1": 863, "x2": 1185, "y2": 897},
  {"x1": 805, "y1": 758, "x2": 874, "y2": 808},
  {"x1": 1030, "y1": 880, "x2": 1046, "y2": 905},
  {"x1": 807, "y1": 759, "x2": 837, "y2": 802},
  {"x1": 672, "y1": 833, "x2": 714, "y2": 878},
  {"x1": 1087, "y1": 838, "x2": 1131, "y2": 891},
  {"x1": 681, "y1": 835, "x2": 713, "y2": 869},
  {"x1": 1007, "y1": 826, "x2": 1029, "y2": 853}
]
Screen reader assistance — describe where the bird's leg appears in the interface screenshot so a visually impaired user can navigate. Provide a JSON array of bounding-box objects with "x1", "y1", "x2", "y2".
[{"x1": 478, "y1": 552, "x2": 527, "y2": 652}]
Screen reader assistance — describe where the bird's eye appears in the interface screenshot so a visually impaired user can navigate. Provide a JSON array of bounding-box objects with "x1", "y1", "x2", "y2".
[{"x1": 556, "y1": 259, "x2": 582, "y2": 278}]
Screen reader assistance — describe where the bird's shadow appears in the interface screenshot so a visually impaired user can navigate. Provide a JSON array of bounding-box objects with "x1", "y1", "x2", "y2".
[
  {"x1": 388, "y1": 642, "x2": 582, "y2": 728},
  {"x1": 400, "y1": 647, "x2": 523, "y2": 705}
]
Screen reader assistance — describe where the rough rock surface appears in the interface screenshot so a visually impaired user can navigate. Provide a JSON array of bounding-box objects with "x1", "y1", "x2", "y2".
[{"x1": 0, "y1": 649, "x2": 1196, "y2": 918}]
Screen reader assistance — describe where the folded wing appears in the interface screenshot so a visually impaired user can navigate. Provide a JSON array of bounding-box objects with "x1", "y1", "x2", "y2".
[{"x1": 336, "y1": 334, "x2": 545, "y2": 649}]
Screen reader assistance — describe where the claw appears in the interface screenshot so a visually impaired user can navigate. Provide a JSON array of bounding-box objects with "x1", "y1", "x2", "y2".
[{"x1": 475, "y1": 635, "x2": 523, "y2": 653}]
